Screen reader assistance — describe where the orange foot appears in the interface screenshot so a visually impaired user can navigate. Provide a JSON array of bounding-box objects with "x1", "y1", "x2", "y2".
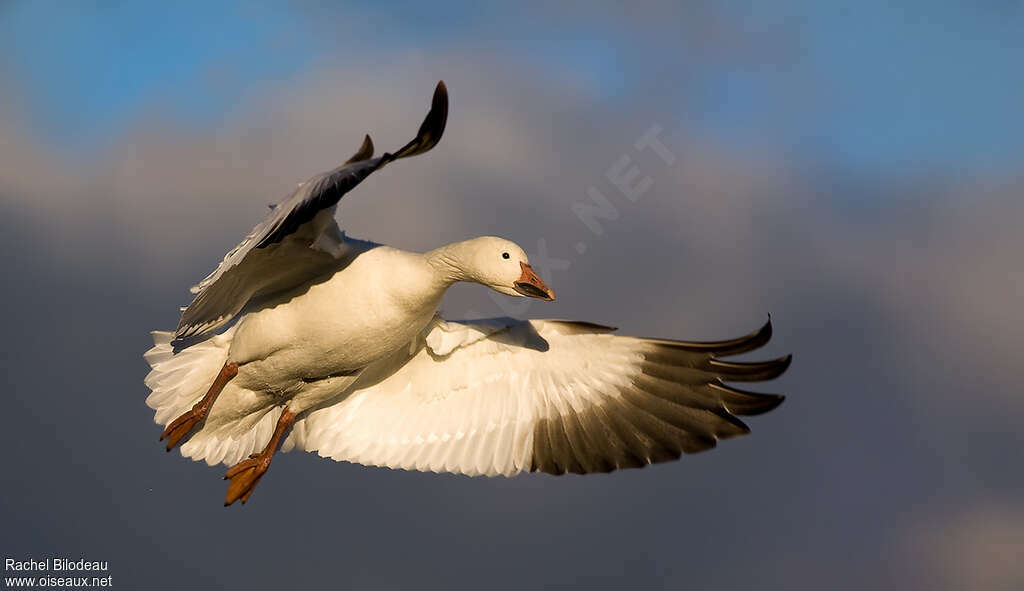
[
  {"x1": 224, "y1": 453, "x2": 271, "y2": 506},
  {"x1": 160, "y1": 409, "x2": 205, "y2": 451},
  {"x1": 222, "y1": 407, "x2": 296, "y2": 507},
  {"x1": 159, "y1": 361, "x2": 238, "y2": 452}
]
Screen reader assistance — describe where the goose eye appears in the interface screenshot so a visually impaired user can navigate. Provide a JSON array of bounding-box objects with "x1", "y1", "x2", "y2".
[{"x1": 502, "y1": 252, "x2": 510, "y2": 259}]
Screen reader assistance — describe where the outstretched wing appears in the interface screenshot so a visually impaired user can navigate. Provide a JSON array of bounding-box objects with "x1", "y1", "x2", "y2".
[
  {"x1": 284, "y1": 317, "x2": 790, "y2": 477},
  {"x1": 175, "y1": 81, "x2": 449, "y2": 341}
]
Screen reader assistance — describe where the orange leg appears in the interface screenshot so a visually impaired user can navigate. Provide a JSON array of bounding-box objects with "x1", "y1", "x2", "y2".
[
  {"x1": 223, "y1": 407, "x2": 297, "y2": 506},
  {"x1": 160, "y1": 362, "x2": 238, "y2": 451}
]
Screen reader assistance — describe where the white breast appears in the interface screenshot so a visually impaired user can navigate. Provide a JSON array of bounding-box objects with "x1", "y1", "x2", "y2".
[{"x1": 229, "y1": 246, "x2": 445, "y2": 385}]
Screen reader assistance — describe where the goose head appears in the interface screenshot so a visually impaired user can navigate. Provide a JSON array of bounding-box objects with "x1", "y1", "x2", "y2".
[{"x1": 431, "y1": 236, "x2": 555, "y2": 301}]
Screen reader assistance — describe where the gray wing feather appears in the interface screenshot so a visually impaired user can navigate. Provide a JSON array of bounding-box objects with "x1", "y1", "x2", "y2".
[{"x1": 175, "y1": 82, "x2": 449, "y2": 341}]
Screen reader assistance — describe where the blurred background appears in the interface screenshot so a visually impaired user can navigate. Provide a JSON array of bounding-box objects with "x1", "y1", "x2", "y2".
[{"x1": 1, "y1": 2, "x2": 1021, "y2": 589}]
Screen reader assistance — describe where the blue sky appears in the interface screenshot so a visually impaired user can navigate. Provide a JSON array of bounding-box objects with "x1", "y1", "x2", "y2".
[{"x1": 3, "y1": 1, "x2": 1023, "y2": 170}]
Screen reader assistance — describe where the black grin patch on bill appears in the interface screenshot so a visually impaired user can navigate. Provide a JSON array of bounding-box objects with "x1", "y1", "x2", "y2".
[{"x1": 515, "y1": 282, "x2": 552, "y2": 299}]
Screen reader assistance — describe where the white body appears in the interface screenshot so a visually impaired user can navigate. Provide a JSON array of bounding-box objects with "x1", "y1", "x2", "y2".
[{"x1": 230, "y1": 244, "x2": 445, "y2": 395}]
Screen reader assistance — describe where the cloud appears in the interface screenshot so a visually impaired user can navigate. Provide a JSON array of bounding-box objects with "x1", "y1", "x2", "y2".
[{"x1": 905, "y1": 502, "x2": 1024, "y2": 591}]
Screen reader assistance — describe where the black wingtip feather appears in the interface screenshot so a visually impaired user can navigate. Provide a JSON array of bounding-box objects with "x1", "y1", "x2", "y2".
[
  {"x1": 708, "y1": 383, "x2": 786, "y2": 416},
  {"x1": 544, "y1": 319, "x2": 618, "y2": 333},
  {"x1": 385, "y1": 80, "x2": 449, "y2": 162},
  {"x1": 709, "y1": 354, "x2": 792, "y2": 382},
  {"x1": 656, "y1": 318, "x2": 773, "y2": 356},
  {"x1": 345, "y1": 134, "x2": 375, "y2": 164},
  {"x1": 416, "y1": 80, "x2": 449, "y2": 152}
]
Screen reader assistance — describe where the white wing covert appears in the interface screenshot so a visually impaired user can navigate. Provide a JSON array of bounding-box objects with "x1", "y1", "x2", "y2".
[{"x1": 285, "y1": 317, "x2": 790, "y2": 477}]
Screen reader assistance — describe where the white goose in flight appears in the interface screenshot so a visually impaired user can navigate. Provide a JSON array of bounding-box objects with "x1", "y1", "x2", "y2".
[{"x1": 144, "y1": 82, "x2": 791, "y2": 506}]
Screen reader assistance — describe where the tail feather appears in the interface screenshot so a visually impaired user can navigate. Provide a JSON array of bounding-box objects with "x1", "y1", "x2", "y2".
[
  {"x1": 144, "y1": 326, "x2": 276, "y2": 466},
  {"x1": 144, "y1": 328, "x2": 234, "y2": 425}
]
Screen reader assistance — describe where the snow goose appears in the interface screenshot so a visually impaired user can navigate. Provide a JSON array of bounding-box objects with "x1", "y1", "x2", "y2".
[{"x1": 144, "y1": 81, "x2": 791, "y2": 505}]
